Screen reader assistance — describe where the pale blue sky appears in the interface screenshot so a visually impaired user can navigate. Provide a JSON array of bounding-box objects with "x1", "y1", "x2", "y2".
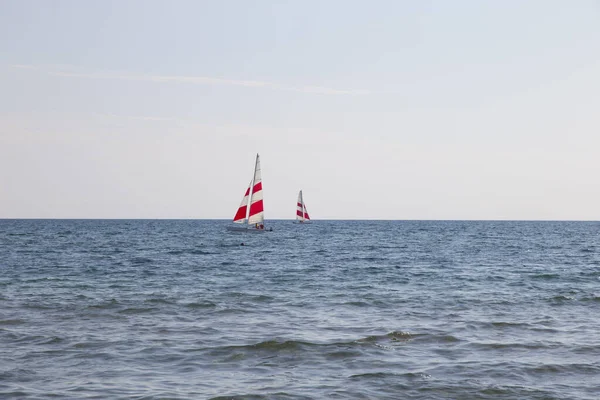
[{"x1": 1, "y1": 0, "x2": 599, "y2": 219}]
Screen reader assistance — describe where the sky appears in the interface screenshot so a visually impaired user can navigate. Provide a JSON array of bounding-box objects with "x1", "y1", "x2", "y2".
[{"x1": 1, "y1": 0, "x2": 599, "y2": 220}]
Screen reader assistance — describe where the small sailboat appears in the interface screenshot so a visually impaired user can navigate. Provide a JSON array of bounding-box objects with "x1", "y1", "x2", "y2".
[
  {"x1": 296, "y1": 190, "x2": 311, "y2": 223},
  {"x1": 228, "y1": 154, "x2": 270, "y2": 232}
]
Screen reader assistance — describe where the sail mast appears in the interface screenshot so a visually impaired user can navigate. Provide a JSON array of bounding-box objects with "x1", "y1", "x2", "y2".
[
  {"x1": 300, "y1": 190, "x2": 305, "y2": 222},
  {"x1": 246, "y1": 176, "x2": 254, "y2": 221},
  {"x1": 296, "y1": 190, "x2": 303, "y2": 222}
]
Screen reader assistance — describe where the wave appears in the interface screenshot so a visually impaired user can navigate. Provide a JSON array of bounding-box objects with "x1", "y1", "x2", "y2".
[
  {"x1": 548, "y1": 293, "x2": 600, "y2": 302},
  {"x1": 411, "y1": 332, "x2": 461, "y2": 344},
  {"x1": 489, "y1": 321, "x2": 532, "y2": 328},
  {"x1": 117, "y1": 307, "x2": 157, "y2": 314},
  {"x1": 88, "y1": 299, "x2": 120, "y2": 309},
  {"x1": 0, "y1": 368, "x2": 38, "y2": 383},
  {"x1": 580, "y1": 294, "x2": 600, "y2": 302},
  {"x1": 209, "y1": 395, "x2": 268, "y2": 400},
  {"x1": 0, "y1": 318, "x2": 26, "y2": 326},
  {"x1": 524, "y1": 362, "x2": 600, "y2": 375},
  {"x1": 19, "y1": 302, "x2": 54, "y2": 310},
  {"x1": 222, "y1": 292, "x2": 275, "y2": 302},
  {"x1": 125, "y1": 257, "x2": 154, "y2": 265},
  {"x1": 343, "y1": 301, "x2": 371, "y2": 307},
  {"x1": 184, "y1": 301, "x2": 217, "y2": 309},
  {"x1": 209, "y1": 333, "x2": 412, "y2": 355},
  {"x1": 341, "y1": 256, "x2": 388, "y2": 262},
  {"x1": 358, "y1": 331, "x2": 415, "y2": 343},
  {"x1": 144, "y1": 297, "x2": 177, "y2": 305},
  {"x1": 323, "y1": 349, "x2": 362, "y2": 360},
  {"x1": 250, "y1": 339, "x2": 305, "y2": 351},
  {"x1": 572, "y1": 344, "x2": 600, "y2": 354},
  {"x1": 40, "y1": 336, "x2": 65, "y2": 345},
  {"x1": 531, "y1": 273, "x2": 560, "y2": 280},
  {"x1": 350, "y1": 371, "x2": 431, "y2": 380},
  {"x1": 166, "y1": 249, "x2": 213, "y2": 255},
  {"x1": 550, "y1": 295, "x2": 575, "y2": 302},
  {"x1": 471, "y1": 341, "x2": 555, "y2": 351},
  {"x1": 209, "y1": 394, "x2": 308, "y2": 400}
]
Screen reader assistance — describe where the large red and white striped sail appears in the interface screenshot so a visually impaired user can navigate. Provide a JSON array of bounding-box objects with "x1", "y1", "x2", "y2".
[
  {"x1": 247, "y1": 154, "x2": 264, "y2": 226},
  {"x1": 232, "y1": 181, "x2": 252, "y2": 224},
  {"x1": 296, "y1": 190, "x2": 310, "y2": 222},
  {"x1": 230, "y1": 154, "x2": 266, "y2": 230}
]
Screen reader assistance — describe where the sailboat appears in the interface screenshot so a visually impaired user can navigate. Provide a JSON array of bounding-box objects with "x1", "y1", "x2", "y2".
[
  {"x1": 228, "y1": 154, "x2": 270, "y2": 232},
  {"x1": 296, "y1": 190, "x2": 311, "y2": 223}
]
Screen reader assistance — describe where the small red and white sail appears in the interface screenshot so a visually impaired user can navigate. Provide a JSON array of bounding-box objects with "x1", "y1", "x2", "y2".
[
  {"x1": 247, "y1": 154, "x2": 265, "y2": 226},
  {"x1": 296, "y1": 190, "x2": 310, "y2": 222},
  {"x1": 232, "y1": 181, "x2": 252, "y2": 224}
]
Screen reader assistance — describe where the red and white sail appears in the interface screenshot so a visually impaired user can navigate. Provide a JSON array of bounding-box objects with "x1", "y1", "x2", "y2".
[
  {"x1": 247, "y1": 154, "x2": 264, "y2": 226},
  {"x1": 296, "y1": 190, "x2": 310, "y2": 222},
  {"x1": 232, "y1": 181, "x2": 252, "y2": 223}
]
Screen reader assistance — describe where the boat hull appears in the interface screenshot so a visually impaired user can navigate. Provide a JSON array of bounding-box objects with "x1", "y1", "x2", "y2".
[{"x1": 226, "y1": 226, "x2": 271, "y2": 233}]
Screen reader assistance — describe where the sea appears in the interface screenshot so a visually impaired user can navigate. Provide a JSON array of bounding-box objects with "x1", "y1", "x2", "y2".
[{"x1": 1, "y1": 219, "x2": 599, "y2": 399}]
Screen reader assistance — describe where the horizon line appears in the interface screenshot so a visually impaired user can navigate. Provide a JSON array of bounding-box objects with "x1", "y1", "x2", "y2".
[{"x1": 1, "y1": 218, "x2": 598, "y2": 222}]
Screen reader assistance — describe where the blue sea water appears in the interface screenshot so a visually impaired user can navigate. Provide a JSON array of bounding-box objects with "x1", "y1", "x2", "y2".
[{"x1": 1, "y1": 219, "x2": 599, "y2": 399}]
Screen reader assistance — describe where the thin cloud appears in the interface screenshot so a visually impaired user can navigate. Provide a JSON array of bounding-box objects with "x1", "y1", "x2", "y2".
[
  {"x1": 91, "y1": 112, "x2": 181, "y2": 122},
  {"x1": 12, "y1": 64, "x2": 369, "y2": 95},
  {"x1": 12, "y1": 64, "x2": 38, "y2": 70},
  {"x1": 281, "y1": 85, "x2": 370, "y2": 95}
]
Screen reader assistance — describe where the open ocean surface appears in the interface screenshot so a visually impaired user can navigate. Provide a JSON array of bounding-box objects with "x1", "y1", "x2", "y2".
[{"x1": 1, "y1": 219, "x2": 600, "y2": 399}]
